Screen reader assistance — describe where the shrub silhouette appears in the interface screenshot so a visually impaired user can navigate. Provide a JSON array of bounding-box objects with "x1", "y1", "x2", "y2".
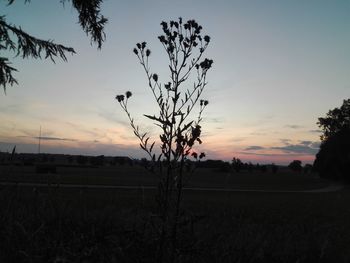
[
  {"x1": 116, "y1": 18, "x2": 213, "y2": 261},
  {"x1": 288, "y1": 160, "x2": 302, "y2": 172}
]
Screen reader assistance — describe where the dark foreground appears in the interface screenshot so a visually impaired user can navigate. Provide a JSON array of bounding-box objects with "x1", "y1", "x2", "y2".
[{"x1": 0, "y1": 165, "x2": 349, "y2": 262}]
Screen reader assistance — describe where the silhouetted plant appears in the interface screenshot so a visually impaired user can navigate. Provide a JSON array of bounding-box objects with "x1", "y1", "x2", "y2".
[
  {"x1": 1, "y1": 0, "x2": 107, "y2": 92},
  {"x1": 116, "y1": 18, "x2": 213, "y2": 262}
]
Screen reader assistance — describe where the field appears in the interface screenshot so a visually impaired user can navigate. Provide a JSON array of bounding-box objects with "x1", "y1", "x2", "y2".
[{"x1": 0, "y1": 164, "x2": 349, "y2": 262}]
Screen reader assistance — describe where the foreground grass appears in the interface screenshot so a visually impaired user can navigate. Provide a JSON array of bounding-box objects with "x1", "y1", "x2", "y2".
[
  {"x1": 0, "y1": 183, "x2": 349, "y2": 262},
  {"x1": 0, "y1": 165, "x2": 329, "y2": 190}
]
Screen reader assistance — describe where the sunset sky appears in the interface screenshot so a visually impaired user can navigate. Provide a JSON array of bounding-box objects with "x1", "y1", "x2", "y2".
[{"x1": 1, "y1": 0, "x2": 349, "y2": 164}]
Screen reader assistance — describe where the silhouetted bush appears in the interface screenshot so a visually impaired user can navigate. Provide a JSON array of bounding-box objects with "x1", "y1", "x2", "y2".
[{"x1": 288, "y1": 160, "x2": 302, "y2": 173}]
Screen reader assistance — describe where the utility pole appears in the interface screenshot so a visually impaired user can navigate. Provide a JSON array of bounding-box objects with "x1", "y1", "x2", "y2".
[{"x1": 38, "y1": 126, "x2": 41, "y2": 154}]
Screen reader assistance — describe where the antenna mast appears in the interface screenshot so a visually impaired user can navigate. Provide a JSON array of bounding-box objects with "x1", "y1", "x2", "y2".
[{"x1": 38, "y1": 126, "x2": 41, "y2": 154}]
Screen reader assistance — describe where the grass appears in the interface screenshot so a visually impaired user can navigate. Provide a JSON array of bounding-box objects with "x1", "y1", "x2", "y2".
[
  {"x1": 0, "y1": 164, "x2": 348, "y2": 262},
  {"x1": 0, "y1": 164, "x2": 329, "y2": 190}
]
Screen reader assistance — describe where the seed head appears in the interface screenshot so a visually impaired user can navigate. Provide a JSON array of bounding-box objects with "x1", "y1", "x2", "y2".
[
  {"x1": 126, "y1": 91, "x2": 132, "y2": 98},
  {"x1": 152, "y1": 73, "x2": 158, "y2": 82},
  {"x1": 116, "y1": 95, "x2": 125, "y2": 102}
]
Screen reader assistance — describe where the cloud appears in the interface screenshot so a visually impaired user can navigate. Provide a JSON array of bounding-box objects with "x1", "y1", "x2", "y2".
[
  {"x1": 285, "y1": 124, "x2": 303, "y2": 129},
  {"x1": 310, "y1": 141, "x2": 320, "y2": 148},
  {"x1": 0, "y1": 104, "x2": 24, "y2": 114},
  {"x1": 244, "y1": 146, "x2": 265, "y2": 151},
  {"x1": 309, "y1": 129, "x2": 322, "y2": 133},
  {"x1": 33, "y1": 136, "x2": 76, "y2": 142},
  {"x1": 280, "y1": 138, "x2": 291, "y2": 144},
  {"x1": 98, "y1": 109, "x2": 130, "y2": 127},
  {"x1": 205, "y1": 117, "x2": 224, "y2": 123},
  {"x1": 238, "y1": 151, "x2": 304, "y2": 157},
  {"x1": 65, "y1": 122, "x2": 102, "y2": 138},
  {"x1": 231, "y1": 137, "x2": 247, "y2": 142},
  {"x1": 299, "y1": 140, "x2": 313, "y2": 146},
  {"x1": 271, "y1": 143, "x2": 319, "y2": 155},
  {"x1": 250, "y1": 131, "x2": 266, "y2": 136}
]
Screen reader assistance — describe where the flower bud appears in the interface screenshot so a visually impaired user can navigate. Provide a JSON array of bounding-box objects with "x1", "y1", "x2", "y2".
[
  {"x1": 152, "y1": 74, "x2": 158, "y2": 82},
  {"x1": 191, "y1": 152, "x2": 198, "y2": 159}
]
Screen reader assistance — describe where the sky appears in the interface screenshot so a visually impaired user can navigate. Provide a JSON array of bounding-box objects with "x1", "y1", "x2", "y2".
[{"x1": 1, "y1": 0, "x2": 349, "y2": 164}]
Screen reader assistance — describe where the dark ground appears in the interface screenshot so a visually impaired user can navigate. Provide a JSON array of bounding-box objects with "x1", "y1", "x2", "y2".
[{"x1": 0, "y1": 164, "x2": 349, "y2": 262}]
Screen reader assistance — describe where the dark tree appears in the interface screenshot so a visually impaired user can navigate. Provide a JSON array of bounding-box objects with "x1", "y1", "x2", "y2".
[
  {"x1": 288, "y1": 160, "x2": 302, "y2": 173},
  {"x1": 1, "y1": 0, "x2": 107, "y2": 92},
  {"x1": 317, "y1": 99, "x2": 350, "y2": 141},
  {"x1": 314, "y1": 99, "x2": 350, "y2": 181},
  {"x1": 313, "y1": 128, "x2": 350, "y2": 181},
  {"x1": 271, "y1": 163, "x2": 278, "y2": 174},
  {"x1": 232, "y1": 157, "x2": 243, "y2": 172}
]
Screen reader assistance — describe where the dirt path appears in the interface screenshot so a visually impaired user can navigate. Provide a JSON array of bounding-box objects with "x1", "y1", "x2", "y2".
[{"x1": 0, "y1": 182, "x2": 344, "y2": 193}]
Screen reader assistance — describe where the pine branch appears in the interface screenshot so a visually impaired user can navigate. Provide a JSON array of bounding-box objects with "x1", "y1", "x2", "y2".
[
  {"x1": 70, "y1": 0, "x2": 107, "y2": 49},
  {"x1": 1, "y1": 0, "x2": 108, "y2": 92},
  {"x1": 0, "y1": 19, "x2": 75, "y2": 61},
  {"x1": 0, "y1": 57, "x2": 18, "y2": 93},
  {"x1": 0, "y1": 16, "x2": 76, "y2": 90}
]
